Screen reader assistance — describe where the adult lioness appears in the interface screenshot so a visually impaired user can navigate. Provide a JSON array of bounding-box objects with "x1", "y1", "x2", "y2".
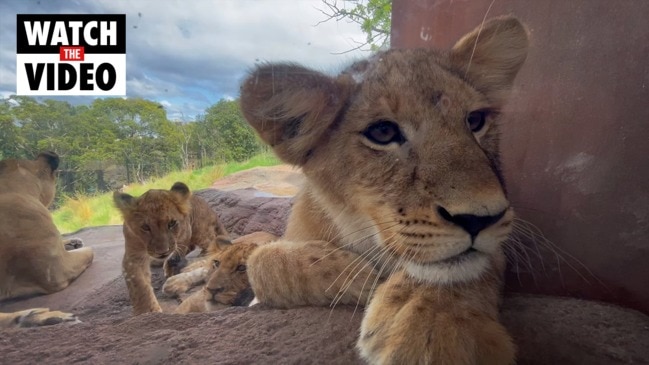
[
  {"x1": 240, "y1": 17, "x2": 528, "y2": 364},
  {"x1": 0, "y1": 152, "x2": 93, "y2": 328},
  {"x1": 114, "y1": 182, "x2": 230, "y2": 315}
]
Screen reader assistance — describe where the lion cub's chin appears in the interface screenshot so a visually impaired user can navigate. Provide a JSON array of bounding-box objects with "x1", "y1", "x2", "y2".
[
  {"x1": 204, "y1": 300, "x2": 228, "y2": 312},
  {"x1": 404, "y1": 252, "x2": 490, "y2": 285}
]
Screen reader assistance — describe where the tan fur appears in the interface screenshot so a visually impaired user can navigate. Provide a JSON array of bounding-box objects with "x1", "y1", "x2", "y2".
[
  {"x1": 0, "y1": 152, "x2": 93, "y2": 328},
  {"x1": 0, "y1": 308, "x2": 79, "y2": 329},
  {"x1": 162, "y1": 265, "x2": 208, "y2": 298},
  {"x1": 113, "y1": 182, "x2": 230, "y2": 315},
  {"x1": 240, "y1": 17, "x2": 528, "y2": 364},
  {"x1": 169, "y1": 232, "x2": 278, "y2": 314}
]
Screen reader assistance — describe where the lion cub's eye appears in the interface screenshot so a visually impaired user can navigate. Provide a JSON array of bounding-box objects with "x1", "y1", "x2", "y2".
[
  {"x1": 362, "y1": 120, "x2": 405, "y2": 145},
  {"x1": 236, "y1": 264, "x2": 247, "y2": 272},
  {"x1": 168, "y1": 220, "x2": 178, "y2": 229},
  {"x1": 212, "y1": 260, "x2": 220, "y2": 269},
  {"x1": 141, "y1": 224, "x2": 151, "y2": 232},
  {"x1": 466, "y1": 110, "x2": 488, "y2": 133}
]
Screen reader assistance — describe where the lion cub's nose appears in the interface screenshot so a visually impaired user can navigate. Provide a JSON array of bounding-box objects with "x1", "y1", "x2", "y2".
[
  {"x1": 437, "y1": 206, "x2": 506, "y2": 238},
  {"x1": 155, "y1": 246, "x2": 170, "y2": 255},
  {"x1": 207, "y1": 287, "x2": 224, "y2": 296}
]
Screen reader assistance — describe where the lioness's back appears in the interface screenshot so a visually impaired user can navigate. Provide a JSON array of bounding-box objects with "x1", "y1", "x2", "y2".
[{"x1": 0, "y1": 152, "x2": 94, "y2": 302}]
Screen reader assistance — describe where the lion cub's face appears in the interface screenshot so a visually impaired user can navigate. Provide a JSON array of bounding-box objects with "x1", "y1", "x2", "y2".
[
  {"x1": 114, "y1": 182, "x2": 193, "y2": 258},
  {"x1": 202, "y1": 242, "x2": 259, "y2": 310},
  {"x1": 241, "y1": 18, "x2": 528, "y2": 283}
]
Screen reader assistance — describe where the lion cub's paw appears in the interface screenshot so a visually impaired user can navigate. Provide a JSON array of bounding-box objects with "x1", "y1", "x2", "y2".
[
  {"x1": 64, "y1": 238, "x2": 84, "y2": 250},
  {"x1": 358, "y1": 274, "x2": 515, "y2": 365},
  {"x1": 15, "y1": 308, "x2": 81, "y2": 328},
  {"x1": 163, "y1": 252, "x2": 188, "y2": 278},
  {"x1": 359, "y1": 318, "x2": 515, "y2": 365},
  {"x1": 162, "y1": 275, "x2": 191, "y2": 297}
]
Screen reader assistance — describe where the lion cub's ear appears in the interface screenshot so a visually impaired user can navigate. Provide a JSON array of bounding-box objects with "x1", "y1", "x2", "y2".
[
  {"x1": 36, "y1": 151, "x2": 59, "y2": 172},
  {"x1": 204, "y1": 236, "x2": 233, "y2": 255},
  {"x1": 170, "y1": 182, "x2": 191, "y2": 201},
  {"x1": 113, "y1": 191, "x2": 136, "y2": 214},
  {"x1": 450, "y1": 16, "x2": 529, "y2": 105},
  {"x1": 240, "y1": 63, "x2": 353, "y2": 166}
]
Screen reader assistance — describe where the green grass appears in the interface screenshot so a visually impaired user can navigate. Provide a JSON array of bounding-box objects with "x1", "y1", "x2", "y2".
[{"x1": 53, "y1": 152, "x2": 281, "y2": 234}]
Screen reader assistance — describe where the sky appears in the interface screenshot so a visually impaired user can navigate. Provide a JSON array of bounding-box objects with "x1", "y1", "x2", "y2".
[{"x1": 0, "y1": 0, "x2": 370, "y2": 120}]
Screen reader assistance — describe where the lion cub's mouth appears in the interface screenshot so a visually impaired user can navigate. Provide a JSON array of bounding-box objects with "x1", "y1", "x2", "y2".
[
  {"x1": 206, "y1": 288, "x2": 255, "y2": 307},
  {"x1": 152, "y1": 250, "x2": 173, "y2": 259}
]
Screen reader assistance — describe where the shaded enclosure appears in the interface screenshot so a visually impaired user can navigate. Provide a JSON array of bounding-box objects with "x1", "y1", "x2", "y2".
[{"x1": 391, "y1": 0, "x2": 649, "y2": 313}]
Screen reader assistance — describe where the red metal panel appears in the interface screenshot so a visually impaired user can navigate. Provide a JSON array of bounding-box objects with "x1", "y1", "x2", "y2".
[{"x1": 391, "y1": 0, "x2": 649, "y2": 313}]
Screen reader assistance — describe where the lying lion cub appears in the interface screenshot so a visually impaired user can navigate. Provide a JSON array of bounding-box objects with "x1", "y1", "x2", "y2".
[
  {"x1": 240, "y1": 16, "x2": 528, "y2": 364},
  {"x1": 113, "y1": 182, "x2": 230, "y2": 315},
  {"x1": 163, "y1": 232, "x2": 278, "y2": 313},
  {"x1": 0, "y1": 152, "x2": 94, "y2": 328}
]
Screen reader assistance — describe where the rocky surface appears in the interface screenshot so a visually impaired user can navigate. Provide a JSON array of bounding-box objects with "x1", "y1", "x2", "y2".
[
  {"x1": 1, "y1": 292, "x2": 648, "y2": 365},
  {"x1": 1, "y1": 166, "x2": 648, "y2": 364},
  {"x1": 195, "y1": 188, "x2": 293, "y2": 239}
]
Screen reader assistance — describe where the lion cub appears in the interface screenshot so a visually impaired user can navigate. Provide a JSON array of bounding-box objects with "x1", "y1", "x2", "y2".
[
  {"x1": 163, "y1": 232, "x2": 278, "y2": 314},
  {"x1": 113, "y1": 182, "x2": 230, "y2": 315},
  {"x1": 0, "y1": 152, "x2": 93, "y2": 327},
  {"x1": 240, "y1": 16, "x2": 528, "y2": 364}
]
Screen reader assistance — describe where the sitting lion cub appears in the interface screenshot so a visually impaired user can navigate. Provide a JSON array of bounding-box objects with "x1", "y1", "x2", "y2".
[
  {"x1": 113, "y1": 182, "x2": 230, "y2": 315},
  {"x1": 163, "y1": 231, "x2": 278, "y2": 314},
  {"x1": 240, "y1": 17, "x2": 528, "y2": 364},
  {"x1": 0, "y1": 152, "x2": 94, "y2": 328}
]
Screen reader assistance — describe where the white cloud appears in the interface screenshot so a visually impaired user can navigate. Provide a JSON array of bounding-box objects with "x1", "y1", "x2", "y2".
[{"x1": 0, "y1": 0, "x2": 370, "y2": 119}]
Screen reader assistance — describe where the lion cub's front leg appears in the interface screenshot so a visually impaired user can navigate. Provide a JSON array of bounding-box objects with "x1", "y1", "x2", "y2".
[
  {"x1": 122, "y1": 252, "x2": 162, "y2": 315},
  {"x1": 247, "y1": 240, "x2": 379, "y2": 308},
  {"x1": 162, "y1": 266, "x2": 208, "y2": 297},
  {"x1": 358, "y1": 271, "x2": 514, "y2": 365}
]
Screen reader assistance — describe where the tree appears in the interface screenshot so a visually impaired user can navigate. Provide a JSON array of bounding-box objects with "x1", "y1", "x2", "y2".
[
  {"x1": 89, "y1": 98, "x2": 182, "y2": 183},
  {"x1": 175, "y1": 121, "x2": 196, "y2": 170},
  {"x1": 0, "y1": 95, "x2": 261, "y2": 198},
  {"x1": 0, "y1": 99, "x2": 24, "y2": 159},
  {"x1": 200, "y1": 99, "x2": 261, "y2": 163},
  {"x1": 318, "y1": 0, "x2": 392, "y2": 52},
  {"x1": 9, "y1": 96, "x2": 75, "y2": 158}
]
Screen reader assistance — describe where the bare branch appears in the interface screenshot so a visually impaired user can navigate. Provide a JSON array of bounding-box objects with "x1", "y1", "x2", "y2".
[
  {"x1": 315, "y1": 0, "x2": 391, "y2": 53},
  {"x1": 331, "y1": 31, "x2": 385, "y2": 55}
]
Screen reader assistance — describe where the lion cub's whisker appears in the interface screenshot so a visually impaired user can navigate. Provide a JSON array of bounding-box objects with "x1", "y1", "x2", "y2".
[
  {"x1": 511, "y1": 218, "x2": 606, "y2": 288},
  {"x1": 334, "y1": 231, "x2": 400, "y2": 313},
  {"x1": 326, "y1": 241, "x2": 384, "y2": 296},
  {"x1": 312, "y1": 221, "x2": 400, "y2": 267},
  {"x1": 357, "y1": 237, "x2": 403, "y2": 311}
]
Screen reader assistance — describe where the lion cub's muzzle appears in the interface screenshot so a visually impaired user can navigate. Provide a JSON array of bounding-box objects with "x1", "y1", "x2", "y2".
[
  {"x1": 150, "y1": 248, "x2": 174, "y2": 259},
  {"x1": 204, "y1": 286, "x2": 255, "y2": 307},
  {"x1": 391, "y1": 202, "x2": 513, "y2": 264},
  {"x1": 394, "y1": 204, "x2": 513, "y2": 284}
]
